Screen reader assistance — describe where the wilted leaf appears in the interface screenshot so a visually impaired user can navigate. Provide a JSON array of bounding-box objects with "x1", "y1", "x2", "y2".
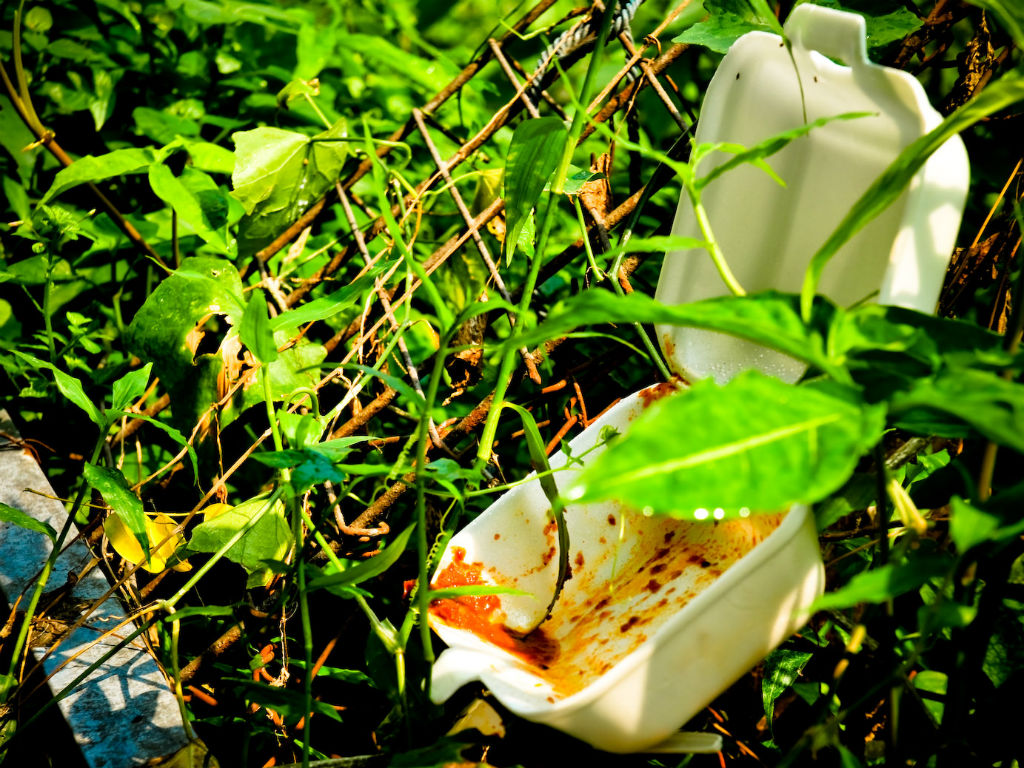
[
  {"x1": 84, "y1": 463, "x2": 149, "y2": 561},
  {"x1": 104, "y1": 512, "x2": 189, "y2": 573}
]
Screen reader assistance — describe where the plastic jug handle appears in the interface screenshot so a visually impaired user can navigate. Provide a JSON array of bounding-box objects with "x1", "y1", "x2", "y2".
[{"x1": 783, "y1": 4, "x2": 869, "y2": 70}]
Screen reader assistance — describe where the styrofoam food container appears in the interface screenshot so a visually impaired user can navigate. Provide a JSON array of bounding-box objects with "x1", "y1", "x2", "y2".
[
  {"x1": 428, "y1": 3, "x2": 968, "y2": 753},
  {"x1": 429, "y1": 385, "x2": 825, "y2": 753},
  {"x1": 656, "y1": 4, "x2": 969, "y2": 384}
]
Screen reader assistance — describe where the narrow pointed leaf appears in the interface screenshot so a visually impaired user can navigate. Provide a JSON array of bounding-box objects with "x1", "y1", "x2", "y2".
[
  {"x1": 503, "y1": 117, "x2": 567, "y2": 265},
  {"x1": 84, "y1": 463, "x2": 149, "y2": 561}
]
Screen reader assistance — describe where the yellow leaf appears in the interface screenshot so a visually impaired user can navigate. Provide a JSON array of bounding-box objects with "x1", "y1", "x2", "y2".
[
  {"x1": 202, "y1": 503, "x2": 233, "y2": 520},
  {"x1": 104, "y1": 512, "x2": 186, "y2": 573}
]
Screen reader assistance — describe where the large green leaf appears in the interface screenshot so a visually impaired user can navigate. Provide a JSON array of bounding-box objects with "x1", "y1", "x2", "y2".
[
  {"x1": 502, "y1": 117, "x2": 567, "y2": 265},
  {"x1": 813, "y1": 554, "x2": 950, "y2": 610},
  {"x1": 231, "y1": 120, "x2": 348, "y2": 257},
  {"x1": 889, "y1": 367, "x2": 1024, "y2": 452},
  {"x1": 188, "y1": 494, "x2": 292, "y2": 588},
  {"x1": 673, "y1": 0, "x2": 778, "y2": 54},
  {"x1": 517, "y1": 290, "x2": 846, "y2": 380},
  {"x1": 762, "y1": 648, "x2": 814, "y2": 727},
  {"x1": 127, "y1": 256, "x2": 243, "y2": 391},
  {"x1": 83, "y1": 463, "x2": 149, "y2": 561},
  {"x1": 566, "y1": 371, "x2": 885, "y2": 517},
  {"x1": 148, "y1": 164, "x2": 233, "y2": 253},
  {"x1": 38, "y1": 148, "x2": 154, "y2": 206}
]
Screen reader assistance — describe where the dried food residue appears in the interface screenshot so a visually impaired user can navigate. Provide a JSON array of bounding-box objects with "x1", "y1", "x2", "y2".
[{"x1": 431, "y1": 514, "x2": 783, "y2": 697}]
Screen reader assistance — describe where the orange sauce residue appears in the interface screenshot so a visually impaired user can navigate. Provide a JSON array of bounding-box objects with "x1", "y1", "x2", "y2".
[{"x1": 430, "y1": 547, "x2": 559, "y2": 669}]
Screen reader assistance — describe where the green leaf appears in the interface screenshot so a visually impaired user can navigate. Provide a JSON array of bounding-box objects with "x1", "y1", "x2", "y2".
[
  {"x1": 239, "y1": 290, "x2": 278, "y2": 364},
  {"x1": 38, "y1": 148, "x2": 154, "y2": 206},
  {"x1": 949, "y1": 497, "x2": 1000, "y2": 554},
  {"x1": 0, "y1": 502, "x2": 57, "y2": 542},
  {"x1": 226, "y1": 678, "x2": 342, "y2": 726},
  {"x1": 83, "y1": 463, "x2": 149, "y2": 562},
  {"x1": 126, "y1": 257, "x2": 243, "y2": 429},
  {"x1": 804, "y1": 0, "x2": 923, "y2": 49},
  {"x1": 762, "y1": 648, "x2": 813, "y2": 727},
  {"x1": 503, "y1": 117, "x2": 567, "y2": 266},
  {"x1": 802, "y1": 68, "x2": 1024, "y2": 319},
  {"x1": 231, "y1": 120, "x2": 347, "y2": 257},
  {"x1": 307, "y1": 524, "x2": 415, "y2": 593},
  {"x1": 695, "y1": 112, "x2": 873, "y2": 192},
  {"x1": 813, "y1": 554, "x2": 950, "y2": 610},
  {"x1": 673, "y1": 0, "x2": 777, "y2": 53},
  {"x1": 517, "y1": 290, "x2": 846, "y2": 380},
  {"x1": 53, "y1": 368, "x2": 105, "y2": 428},
  {"x1": 268, "y1": 263, "x2": 390, "y2": 334},
  {"x1": 188, "y1": 494, "x2": 292, "y2": 588},
  {"x1": 889, "y1": 367, "x2": 1024, "y2": 452},
  {"x1": 184, "y1": 141, "x2": 236, "y2": 175},
  {"x1": 148, "y1": 164, "x2": 232, "y2": 253},
  {"x1": 110, "y1": 362, "x2": 153, "y2": 414},
  {"x1": 566, "y1": 371, "x2": 884, "y2": 517}
]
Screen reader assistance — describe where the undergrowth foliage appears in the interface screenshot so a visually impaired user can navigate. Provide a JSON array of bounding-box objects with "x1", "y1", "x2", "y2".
[{"x1": 0, "y1": 0, "x2": 1023, "y2": 766}]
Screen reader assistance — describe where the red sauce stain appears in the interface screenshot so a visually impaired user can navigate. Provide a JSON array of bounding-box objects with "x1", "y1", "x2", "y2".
[
  {"x1": 638, "y1": 380, "x2": 680, "y2": 409},
  {"x1": 594, "y1": 597, "x2": 610, "y2": 611},
  {"x1": 664, "y1": 532, "x2": 674, "y2": 543},
  {"x1": 653, "y1": 547, "x2": 671, "y2": 561},
  {"x1": 541, "y1": 546, "x2": 556, "y2": 566},
  {"x1": 645, "y1": 579, "x2": 662, "y2": 593},
  {"x1": 656, "y1": 598, "x2": 669, "y2": 609},
  {"x1": 669, "y1": 569, "x2": 683, "y2": 580},
  {"x1": 650, "y1": 563, "x2": 667, "y2": 575},
  {"x1": 599, "y1": 536, "x2": 607, "y2": 544},
  {"x1": 543, "y1": 519, "x2": 557, "y2": 537},
  {"x1": 607, "y1": 514, "x2": 617, "y2": 526},
  {"x1": 430, "y1": 547, "x2": 559, "y2": 668},
  {"x1": 575, "y1": 551, "x2": 585, "y2": 569},
  {"x1": 620, "y1": 616, "x2": 642, "y2": 633},
  {"x1": 493, "y1": 533, "x2": 501, "y2": 540}
]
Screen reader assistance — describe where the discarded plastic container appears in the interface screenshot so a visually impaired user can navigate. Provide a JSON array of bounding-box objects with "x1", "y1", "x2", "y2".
[
  {"x1": 656, "y1": 3, "x2": 969, "y2": 384},
  {"x1": 428, "y1": 4, "x2": 969, "y2": 753}
]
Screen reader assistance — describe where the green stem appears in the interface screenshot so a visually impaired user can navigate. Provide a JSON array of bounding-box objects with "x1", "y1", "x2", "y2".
[
  {"x1": 413, "y1": 346, "x2": 449, "y2": 667},
  {"x1": 43, "y1": 252, "x2": 56, "y2": 366},
  {"x1": 573, "y1": 196, "x2": 605, "y2": 280},
  {"x1": 6, "y1": 433, "x2": 105, "y2": 683},
  {"x1": 473, "y1": 1, "x2": 620, "y2": 471},
  {"x1": 295, "y1": 500, "x2": 312, "y2": 768},
  {"x1": 607, "y1": 249, "x2": 674, "y2": 382},
  {"x1": 689, "y1": 192, "x2": 746, "y2": 297},
  {"x1": 302, "y1": 512, "x2": 407, "y2": 715},
  {"x1": 263, "y1": 368, "x2": 284, "y2": 453}
]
